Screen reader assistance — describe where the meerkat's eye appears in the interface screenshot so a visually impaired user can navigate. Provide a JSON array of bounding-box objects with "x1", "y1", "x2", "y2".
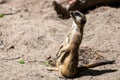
[{"x1": 74, "y1": 12, "x2": 80, "y2": 17}]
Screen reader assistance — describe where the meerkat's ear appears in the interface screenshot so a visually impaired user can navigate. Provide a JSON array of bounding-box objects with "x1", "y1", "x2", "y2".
[
  {"x1": 80, "y1": 13, "x2": 86, "y2": 25},
  {"x1": 81, "y1": 17, "x2": 86, "y2": 25}
]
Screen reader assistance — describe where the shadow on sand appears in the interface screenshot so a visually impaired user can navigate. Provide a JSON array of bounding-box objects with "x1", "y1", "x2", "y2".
[{"x1": 77, "y1": 68, "x2": 117, "y2": 77}]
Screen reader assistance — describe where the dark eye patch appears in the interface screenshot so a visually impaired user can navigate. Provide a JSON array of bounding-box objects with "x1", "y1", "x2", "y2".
[
  {"x1": 74, "y1": 12, "x2": 80, "y2": 16},
  {"x1": 74, "y1": 12, "x2": 82, "y2": 18}
]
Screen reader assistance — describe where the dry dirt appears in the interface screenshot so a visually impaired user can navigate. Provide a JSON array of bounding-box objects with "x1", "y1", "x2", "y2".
[{"x1": 0, "y1": 0, "x2": 120, "y2": 80}]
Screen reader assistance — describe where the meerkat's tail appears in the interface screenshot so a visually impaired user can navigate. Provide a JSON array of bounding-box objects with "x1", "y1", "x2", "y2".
[{"x1": 81, "y1": 60, "x2": 115, "y2": 68}]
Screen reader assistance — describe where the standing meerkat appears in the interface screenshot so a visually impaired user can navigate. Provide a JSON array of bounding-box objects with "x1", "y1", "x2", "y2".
[
  {"x1": 48, "y1": 11, "x2": 86, "y2": 77},
  {"x1": 48, "y1": 11, "x2": 115, "y2": 78}
]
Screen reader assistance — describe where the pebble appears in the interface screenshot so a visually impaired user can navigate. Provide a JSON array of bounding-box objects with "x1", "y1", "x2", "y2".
[{"x1": 0, "y1": 31, "x2": 2, "y2": 36}]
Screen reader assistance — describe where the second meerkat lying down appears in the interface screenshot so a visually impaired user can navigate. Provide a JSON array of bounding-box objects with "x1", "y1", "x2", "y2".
[
  {"x1": 48, "y1": 11, "x2": 115, "y2": 78},
  {"x1": 53, "y1": 0, "x2": 120, "y2": 19}
]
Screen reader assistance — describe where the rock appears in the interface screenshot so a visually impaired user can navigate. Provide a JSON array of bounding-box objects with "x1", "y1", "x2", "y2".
[{"x1": 0, "y1": 0, "x2": 6, "y2": 4}]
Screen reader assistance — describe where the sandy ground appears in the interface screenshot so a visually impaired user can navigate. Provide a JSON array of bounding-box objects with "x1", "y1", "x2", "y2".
[{"x1": 0, "y1": 0, "x2": 120, "y2": 80}]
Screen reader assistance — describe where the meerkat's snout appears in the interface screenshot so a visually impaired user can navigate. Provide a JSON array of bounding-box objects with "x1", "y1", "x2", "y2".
[{"x1": 70, "y1": 11, "x2": 86, "y2": 25}]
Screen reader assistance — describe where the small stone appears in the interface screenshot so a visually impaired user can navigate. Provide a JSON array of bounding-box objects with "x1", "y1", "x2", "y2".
[{"x1": 0, "y1": 31, "x2": 2, "y2": 36}]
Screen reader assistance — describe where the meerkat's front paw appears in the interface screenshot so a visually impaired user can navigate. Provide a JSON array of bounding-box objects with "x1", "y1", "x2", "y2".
[{"x1": 57, "y1": 49, "x2": 70, "y2": 58}]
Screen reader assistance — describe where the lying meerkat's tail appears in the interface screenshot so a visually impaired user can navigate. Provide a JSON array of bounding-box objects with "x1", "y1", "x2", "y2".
[{"x1": 81, "y1": 60, "x2": 115, "y2": 68}]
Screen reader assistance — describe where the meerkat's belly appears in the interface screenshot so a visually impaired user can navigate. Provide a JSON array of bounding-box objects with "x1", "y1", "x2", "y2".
[{"x1": 61, "y1": 54, "x2": 78, "y2": 77}]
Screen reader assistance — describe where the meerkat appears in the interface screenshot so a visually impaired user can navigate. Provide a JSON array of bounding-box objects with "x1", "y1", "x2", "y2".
[
  {"x1": 47, "y1": 11, "x2": 86, "y2": 77},
  {"x1": 53, "y1": 0, "x2": 120, "y2": 19},
  {"x1": 47, "y1": 11, "x2": 115, "y2": 78}
]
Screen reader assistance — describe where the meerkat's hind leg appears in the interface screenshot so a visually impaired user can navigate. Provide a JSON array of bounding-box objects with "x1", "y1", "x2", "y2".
[{"x1": 47, "y1": 67, "x2": 58, "y2": 71}]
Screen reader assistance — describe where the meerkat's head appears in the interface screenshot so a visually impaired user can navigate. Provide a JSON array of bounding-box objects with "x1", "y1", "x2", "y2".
[{"x1": 70, "y1": 10, "x2": 86, "y2": 27}]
